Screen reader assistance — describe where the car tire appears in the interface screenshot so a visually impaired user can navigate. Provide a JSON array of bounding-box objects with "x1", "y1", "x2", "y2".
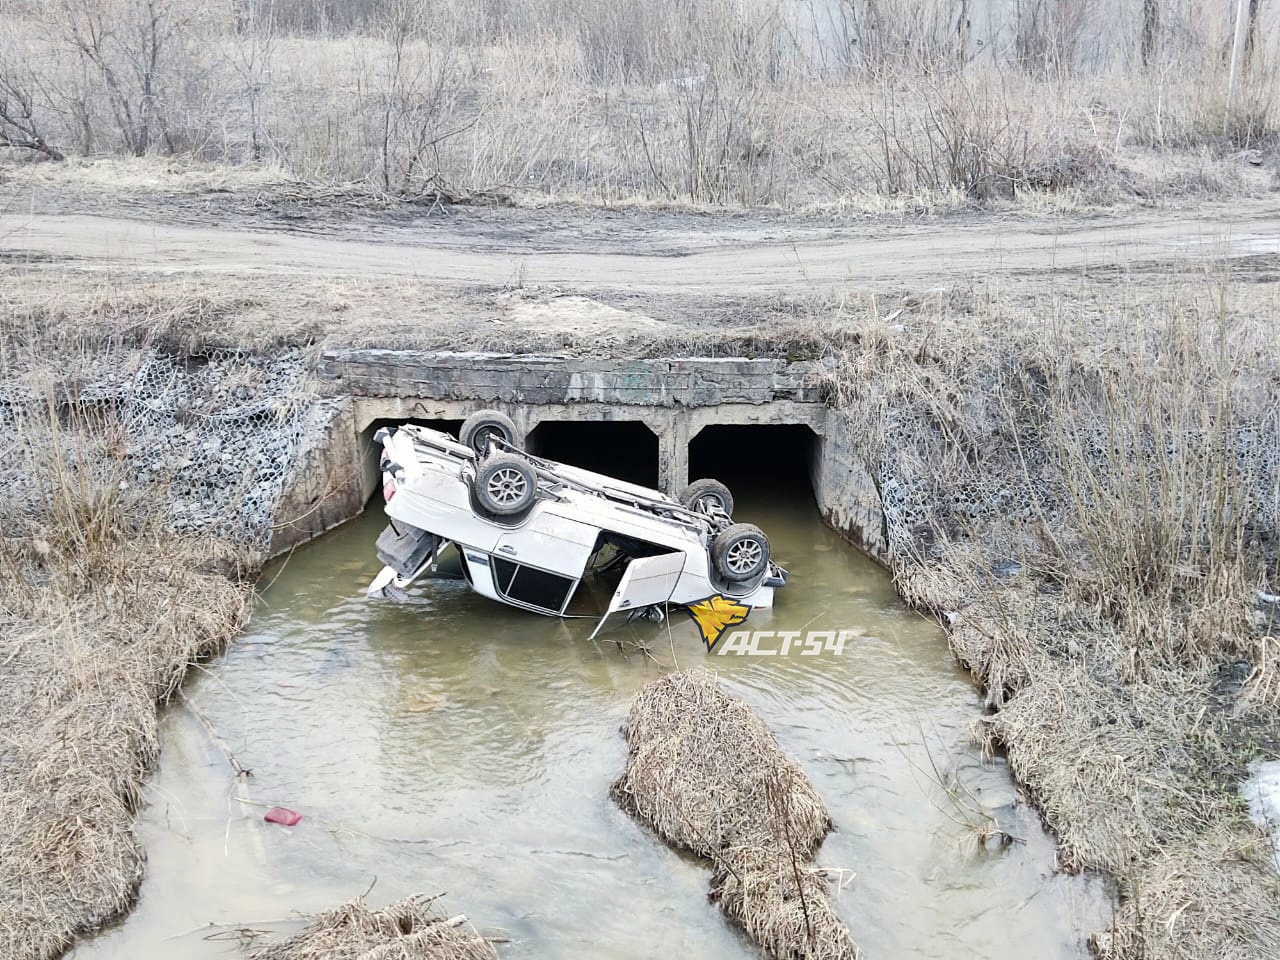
[
  {"x1": 460, "y1": 409, "x2": 521, "y2": 455},
  {"x1": 711, "y1": 523, "x2": 770, "y2": 582},
  {"x1": 681, "y1": 478, "x2": 734, "y2": 517},
  {"x1": 474, "y1": 453, "x2": 537, "y2": 516}
]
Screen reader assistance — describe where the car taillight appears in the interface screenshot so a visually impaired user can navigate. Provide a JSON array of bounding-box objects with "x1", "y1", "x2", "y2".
[{"x1": 383, "y1": 478, "x2": 397, "y2": 502}]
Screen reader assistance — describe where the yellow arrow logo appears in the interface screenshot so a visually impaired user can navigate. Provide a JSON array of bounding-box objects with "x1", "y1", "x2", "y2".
[{"x1": 685, "y1": 595, "x2": 750, "y2": 651}]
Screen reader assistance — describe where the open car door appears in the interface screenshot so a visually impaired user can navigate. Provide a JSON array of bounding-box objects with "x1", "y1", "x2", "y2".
[{"x1": 587, "y1": 552, "x2": 685, "y2": 641}]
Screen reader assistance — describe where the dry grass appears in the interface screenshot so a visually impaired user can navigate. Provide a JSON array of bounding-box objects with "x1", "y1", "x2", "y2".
[
  {"x1": 840, "y1": 272, "x2": 1280, "y2": 959},
  {"x1": 249, "y1": 896, "x2": 498, "y2": 960},
  {"x1": 0, "y1": 267, "x2": 849, "y2": 361},
  {"x1": 0, "y1": 399, "x2": 256, "y2": 959},
  {"x1": 1, "y1": 1, "x2": 1278, "y2": 211},
  {"x1": 612, "y1": 670, "x2": 858, "y2": 960}
]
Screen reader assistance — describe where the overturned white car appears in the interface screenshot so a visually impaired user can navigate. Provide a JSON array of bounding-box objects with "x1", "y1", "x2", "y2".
[{"x1": 366, "y1": 410, "x2": 786, "y2": 633}]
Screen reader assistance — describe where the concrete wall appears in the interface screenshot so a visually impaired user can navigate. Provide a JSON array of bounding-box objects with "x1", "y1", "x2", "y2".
[
  {"x1": 813, "y1": 414, "x2": 891, "y2": 566},
  {"x1": 271, "y1": 352, "x2": 888, "y2": 564},
  {"x1": 269, "y1": 398, "x2": 372, "y2": 557}
]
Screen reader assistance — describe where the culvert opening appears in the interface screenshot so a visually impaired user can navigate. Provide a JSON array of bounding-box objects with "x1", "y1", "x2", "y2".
[
  {"x1": 361, "y1": 418, "x2": 466, "y2": 506},
  {"x1": 689, "y1": 424, "x2": 820, "y2": 503},
  {"x1": 526, "y1": 421, "x2": 659, "y2": 488}
]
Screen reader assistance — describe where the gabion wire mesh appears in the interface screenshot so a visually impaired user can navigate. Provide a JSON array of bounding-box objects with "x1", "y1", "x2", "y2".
[
  {"x1": 0, "y1": 347, "x2": 312, "y2": 551},
  {"x1": 874, "y1": 410, "x2": 1280, "y2": 565}
]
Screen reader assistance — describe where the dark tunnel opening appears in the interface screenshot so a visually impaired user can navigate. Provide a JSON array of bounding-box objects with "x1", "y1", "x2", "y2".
[
  {"x1": 362, "y1": 418, "x2": 465, "y2": 505},
  {"x1": 374, "y1": 417, "x2": 465, "y2": 438},
  {"x1": 525, "y1": 420, "x2": 660, "y2": 488},
  {"x1": 689, "y1": 424, "x2": 820, "y2": 504}
]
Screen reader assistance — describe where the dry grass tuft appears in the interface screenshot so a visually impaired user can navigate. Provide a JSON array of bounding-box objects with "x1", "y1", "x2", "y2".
[
  {"x1": 612, "y1": 670, "x2": 857, "y2": 960},
  {"x1": 711, "y1": 847, "x2": 857, "y2": 960},
  {"x1": 1090, "y1": 827, "x2": 1280, "y2": 960},
  {"x1": 249, "y1": 896, "x2": 498, "y2": 960}
]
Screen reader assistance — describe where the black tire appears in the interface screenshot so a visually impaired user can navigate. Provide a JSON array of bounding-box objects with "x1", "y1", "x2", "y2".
[
  {"x1": 711, "y1": 523, "x2": 770, "y2": 582},
  {"x1": 474, "y1": 453, "x2": 537, "y2": 516},
  {"x1": 682, "y1": 478, "x2": 734, "y2": 517},
  {"x1": 459, "y1": 409, "x2": 520, "y2": 455}
]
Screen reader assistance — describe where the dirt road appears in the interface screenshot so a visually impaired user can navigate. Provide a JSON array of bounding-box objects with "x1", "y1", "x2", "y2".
[{"x1": 3, "y1": 203, "x2": 1280, "y2": 293}]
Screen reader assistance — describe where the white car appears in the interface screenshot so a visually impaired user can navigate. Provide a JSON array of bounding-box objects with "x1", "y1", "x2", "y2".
[{"x1": 366, "y1": 410, "x2": 786, "y2": 634}]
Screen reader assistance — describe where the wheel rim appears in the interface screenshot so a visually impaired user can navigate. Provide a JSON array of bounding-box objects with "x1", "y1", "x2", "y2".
[
  {"x1": 487, "y1": 467, "x2": 528, "y2": 506},
  {"x1": 725, "y1": 538, "x2": 763, "y2": 575},
  {"x1": 695, "y1": 494, "x2": 725, "y2": 514}
]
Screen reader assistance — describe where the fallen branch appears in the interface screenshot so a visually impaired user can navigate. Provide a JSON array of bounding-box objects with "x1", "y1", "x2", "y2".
[
  {"x1": 177, "y1": 689, "x2": 252, "y2": 779},
  {"x1": 0, "y1": 134, "x2": 64, "y2": 161}
]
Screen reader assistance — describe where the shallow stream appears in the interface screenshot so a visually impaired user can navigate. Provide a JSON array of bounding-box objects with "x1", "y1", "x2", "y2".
[{"x1": 74, "y1": 492, "x2": 1108, "y2": 959}]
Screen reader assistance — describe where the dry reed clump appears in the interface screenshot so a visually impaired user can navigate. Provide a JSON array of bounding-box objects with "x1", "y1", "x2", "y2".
[
  {"x1": 1089, "y1": 827, "x2": 1280, "y2": 960},
  {"x1": 612, "y1": 670, "x2": 857, "y2": 960},
  {"x1": 711, "y1": 847, "x2": 856, "y2": 960},
  {"x1": 249, "y1": 896, "x2": 498, "y2": 960},
  {"x1": 0, "y1": 484, "x2": 255, "y2": 959}
]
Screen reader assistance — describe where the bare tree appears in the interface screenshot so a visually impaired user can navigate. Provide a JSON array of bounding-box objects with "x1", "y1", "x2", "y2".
[
  {"x1": 1140, "y1": 0, "x2": 1159, "y2": 68},
  {"x1": 54, "y1": 0, "x2": 182, "y2": 155},
  {"x1": 0, "y1": 45, "x2": 65, "y2": 159},
  {"x1": 1245, "y1": 0, "x2": 1264, "y2": 66},
  {"x1": 226, "y1": 0, "x2": 276, "y2": 161},
  {"x1": 372, "y1": 0, "x2": 476, "y2": 196}
]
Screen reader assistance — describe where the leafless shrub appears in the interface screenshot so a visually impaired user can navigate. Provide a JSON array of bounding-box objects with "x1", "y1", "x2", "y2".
[
  {"x1": 1013, "y1": 0, "x2": 1097, "y2": 77},
  {"x1": 859, "y1": 67, "x2": 1116, "y2": 198},
  {"x1": 844, "y1": 0, "x2": 970, "y2": 75},
  {"x1": 0, "y1": 13, "x2": 64, "y2": 160}
]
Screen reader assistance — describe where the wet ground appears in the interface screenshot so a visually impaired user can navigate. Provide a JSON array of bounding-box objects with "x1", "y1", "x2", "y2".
[{"x1": 72, "y1": 493, "x2": 1109, "y2": 959}]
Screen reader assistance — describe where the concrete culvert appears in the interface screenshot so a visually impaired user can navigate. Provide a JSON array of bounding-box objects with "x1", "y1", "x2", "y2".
[
  {"x1": 689, "y1": 424, "x2": 820, "y2": 500},
  {"x1": 249, "y1": 896, "x2": 498, "y2": 960},
  {"x1": 612, "y1": 670, "x2": 858, "y2": 960},
  {"x1": 525, "y1": 420, "x2": 658, "y2": 488}
]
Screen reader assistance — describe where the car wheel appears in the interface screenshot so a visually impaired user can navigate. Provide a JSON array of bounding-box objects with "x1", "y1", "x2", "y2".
[
  {"x1": 474, "y1": 453, "x2": 537, "y2": 516},
  {"x1": 681, "y1": 478, "x2": 734, "y2": 517},
  {"x1": 711, "y1": 523, "x2": 770, "y2": 582},
  {"x1": 460, "y1": 409, "x2": 521, "y2": 455}
]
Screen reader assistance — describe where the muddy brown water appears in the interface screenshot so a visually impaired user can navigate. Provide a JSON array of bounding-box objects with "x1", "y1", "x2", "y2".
[{"x1": 73, "y1": 494, "x2": 1109, "y2": 959}]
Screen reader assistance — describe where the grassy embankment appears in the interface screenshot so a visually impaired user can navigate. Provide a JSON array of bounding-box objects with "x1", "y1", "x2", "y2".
[{"x1": 0, "y1": 344, "x2": 258, "y2": 958}]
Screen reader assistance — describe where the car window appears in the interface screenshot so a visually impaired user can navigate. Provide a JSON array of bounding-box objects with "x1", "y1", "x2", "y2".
[{"x1": 500, "y1": 563, "x2": 575, "y2": 613}]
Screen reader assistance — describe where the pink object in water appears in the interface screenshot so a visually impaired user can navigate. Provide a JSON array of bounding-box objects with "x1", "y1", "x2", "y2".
[{"x1": 264, "y1": 806, "x2": 303, "y2": 826}]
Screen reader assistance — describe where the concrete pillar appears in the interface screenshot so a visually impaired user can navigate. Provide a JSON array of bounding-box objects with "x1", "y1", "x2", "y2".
[{"x1": 660, "y1": 413, "x2": 690, "y2": 495}]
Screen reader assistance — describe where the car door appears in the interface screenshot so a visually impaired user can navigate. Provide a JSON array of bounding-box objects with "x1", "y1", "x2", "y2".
[{"x1": 587, "y1": 552, "x2": 686, "y2": 640}]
